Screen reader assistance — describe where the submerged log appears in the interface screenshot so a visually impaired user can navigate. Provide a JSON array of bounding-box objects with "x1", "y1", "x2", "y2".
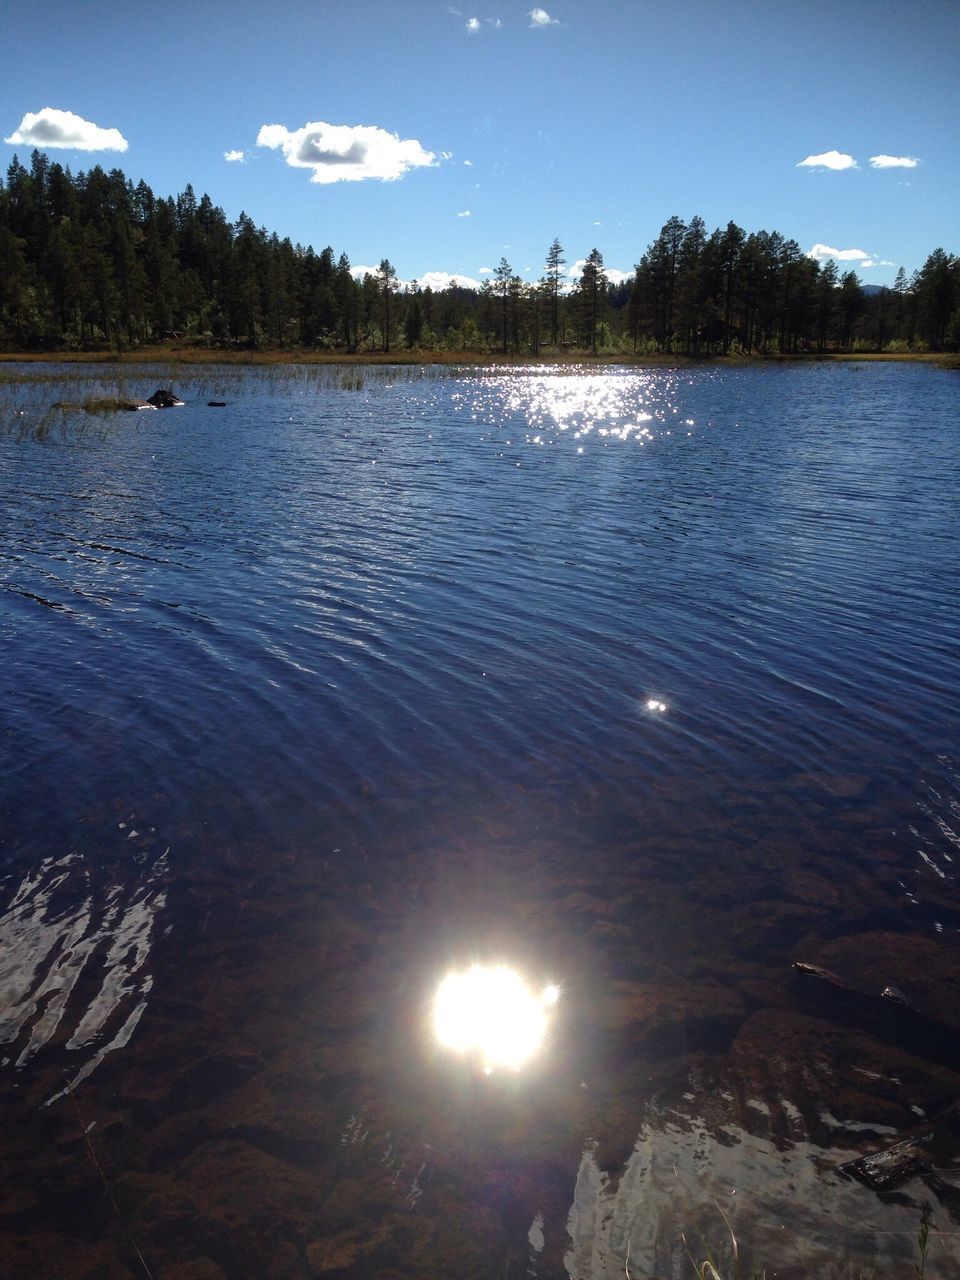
[
  {"x1": 842, "y1": 1104, "x2": 960, "y2": 1208},
  {"x1": 842, "y1": 1136, "x2": 932, "y2": 1190}
]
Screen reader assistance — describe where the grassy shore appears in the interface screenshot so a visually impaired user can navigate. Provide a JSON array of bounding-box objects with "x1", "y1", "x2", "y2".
[{"x1": 0, "y1": 346, "x2": 957, "y2": 370}]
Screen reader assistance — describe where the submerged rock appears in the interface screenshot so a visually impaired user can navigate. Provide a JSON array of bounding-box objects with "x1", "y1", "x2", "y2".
[{"x1": 789, "y1": 934, "x2": 960, "y2": 1072}]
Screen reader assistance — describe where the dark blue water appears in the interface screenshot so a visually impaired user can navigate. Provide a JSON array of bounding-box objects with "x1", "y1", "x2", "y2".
[{"x1": 1, "y1": 362, "x2": 958, "y2": 1278}]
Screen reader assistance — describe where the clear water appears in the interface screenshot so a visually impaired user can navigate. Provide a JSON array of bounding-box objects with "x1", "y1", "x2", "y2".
[{"x1": 1, "y1": 362, "x2": 958, "y2": 1278}]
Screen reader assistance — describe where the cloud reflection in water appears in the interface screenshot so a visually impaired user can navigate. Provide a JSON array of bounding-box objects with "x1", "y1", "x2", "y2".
[{"x1": 0, "y1": 843, "x2": 167, "y2": 1104}]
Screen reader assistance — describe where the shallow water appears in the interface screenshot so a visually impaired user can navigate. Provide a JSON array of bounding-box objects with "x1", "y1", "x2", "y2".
[{"x1": 1, "y1": 362, "x2": 958, "y2": 1277}]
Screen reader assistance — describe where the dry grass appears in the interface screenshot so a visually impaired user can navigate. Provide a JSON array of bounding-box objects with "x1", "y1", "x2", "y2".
[{"x1": 2, "y1": 346, "x2": 955, "y2": 371}]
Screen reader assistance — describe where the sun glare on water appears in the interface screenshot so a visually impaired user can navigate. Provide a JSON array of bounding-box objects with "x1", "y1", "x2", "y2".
[{"x1": 434, "y1": 964, "x2": 559, "y2": 1072}]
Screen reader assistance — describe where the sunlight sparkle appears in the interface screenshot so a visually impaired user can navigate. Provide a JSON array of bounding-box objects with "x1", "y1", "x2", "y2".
[{"x1": 434, "y1": 964, "x2": 558, "y2": 1071}]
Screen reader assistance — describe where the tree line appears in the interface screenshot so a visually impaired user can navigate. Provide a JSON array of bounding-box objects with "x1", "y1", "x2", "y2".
[{"x1": 1, "y1": 151, "x2": 957, "y2": 355}]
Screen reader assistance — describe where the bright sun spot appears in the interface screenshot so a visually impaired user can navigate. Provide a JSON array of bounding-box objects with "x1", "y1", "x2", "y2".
[{"x1": 434, "y1": 964, "x2": 559, "y2": 1072}]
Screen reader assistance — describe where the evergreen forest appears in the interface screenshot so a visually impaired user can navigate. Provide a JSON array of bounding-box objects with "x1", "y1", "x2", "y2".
[{"x1": 1, "y1": 151, "x2": 957, "y2": 356}]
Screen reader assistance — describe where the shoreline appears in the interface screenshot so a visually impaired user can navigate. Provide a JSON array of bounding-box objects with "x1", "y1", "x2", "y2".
[{"x1": 1, "y1": 347, "x2": 957, "y2": 370}]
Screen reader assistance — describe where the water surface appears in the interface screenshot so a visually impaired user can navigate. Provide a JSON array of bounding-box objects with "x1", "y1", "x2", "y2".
[{"x1": 1, "y1": 362, "x2": 958, "y2": 1277}]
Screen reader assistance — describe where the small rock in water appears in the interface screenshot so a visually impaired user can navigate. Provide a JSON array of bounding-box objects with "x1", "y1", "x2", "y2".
[{"x1": 147, "y1": 388, "x2": 185, "y2": 408}]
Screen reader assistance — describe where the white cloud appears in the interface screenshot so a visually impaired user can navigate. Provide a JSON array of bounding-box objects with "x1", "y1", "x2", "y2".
[
  {"x1": 224, "y1": 149, "x2": 245, "y2": 163},
  {"x1": 414, "y1": 271, "x2": 483, "y2": 291},
  {"x1": 797, "y1": 150, "x2": 857, "y2": 171},
  {"x1": 4, "y1": 107, "x2": 127, "y2": 152},
  {"x1": 348, "y1": 266, "x2": 483, "y2": 291},
  {"x1": 466, "y1": 15, "x2": 500, "y2": 31},
  {"x1": 529, "y1": 7, "x2": 559, "y2": 26},
  {"x1": 567, "y1": 259, "x2": 631, "y2": 286},
  {"x1": 807, "y1": 243, "x2": 870, "y2": 263},
  {"x1": 257, "y1": 120, "x2": 437, "y2": 184},
  {"x1": 479, "y1": 267, "x2": 493, "y2": 274},
  {"x1": 457, "y1": 209, "x2": 472, "y2": 217},
  {"x1": 859, "y1": 259, "x2": 896, "y2": 269},
  {"x1": 870, "y1": 154, "x2": 919, "y2": 169},
  {"x1": 466, "y1": 16, "x2": 480, "y2": 31},
  {"x1": 463, "y1": 159, "x2": 473, "y2": 166}
]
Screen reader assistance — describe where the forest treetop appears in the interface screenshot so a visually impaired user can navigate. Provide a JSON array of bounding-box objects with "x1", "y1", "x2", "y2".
[{"x1": 1, "y1": 152, "x2": 957, "y2": 356}]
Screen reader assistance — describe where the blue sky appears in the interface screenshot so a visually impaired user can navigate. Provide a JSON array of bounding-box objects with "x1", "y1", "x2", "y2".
[{"x1": 1, "y1": 0, "x2": 957, "y2": 289}]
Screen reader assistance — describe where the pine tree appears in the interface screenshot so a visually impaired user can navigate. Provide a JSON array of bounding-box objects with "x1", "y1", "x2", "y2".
[
  {"x1": 378, "y1": 259, "x2": 397, "y2": 352},
  {"x1": 494, "y1": 257, "x2": 512, "y2": 353},
  {"x1": 578, "y1": 248, "x2": 606, "y2": 354},
  {"x1": 545, "y1": 238, "x2": 565, "y2": 346}
]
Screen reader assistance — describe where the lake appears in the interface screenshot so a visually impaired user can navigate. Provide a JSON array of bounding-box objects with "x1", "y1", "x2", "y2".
[{"x1": 1, "y1": 360, "x2": 958, "y2": 1278}]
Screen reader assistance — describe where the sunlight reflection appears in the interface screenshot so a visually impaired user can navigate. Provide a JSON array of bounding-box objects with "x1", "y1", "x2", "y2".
[
  {"x1": 491, "y1": 369, "x2": 688, "y2": 456},
  {"x1": 434, "y1": 964, "x2": 559, "y2": 1072},
  {"x1": 501, "y1": 372, "x2": 666, "y2": 443}
]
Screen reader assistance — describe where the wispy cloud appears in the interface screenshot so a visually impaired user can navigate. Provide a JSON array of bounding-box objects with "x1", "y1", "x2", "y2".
[
  {"x1": 529, "y1": 7, "x2": 559, "y2": 26},
  {"x1": 807, "y1": 243, "x2": 870, "y2": 263},
  {"x1": 870, "y1": 154, "x2": 919, "y2": 169},
  {"x1": 257, "y1": 120, "x2": 437, "y2": 184},
  {"x1": 859, "y1": 259, "x2": 896, "y2": 268},
  {"x1": 5, "y1": 107, "x2": 127, "y2": 152},
  {"x1": 479, "y1": 267, "x2": 493, "y2": 274},
  {"x1": 224, "y1": 149, "x2": 245, "y2": 163},
  {"x1": 797, "y1": 150, "x2": 857, "y2": 171},
  {"x1": 466, "y1": 15, "x2": 501, "y2": 31},
  {"x1": 456, "y1": 209, "x2": 472, "y2": 217},
  {"x1": 466, "y1": 16, "x2": 480, "y2": 31}
]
